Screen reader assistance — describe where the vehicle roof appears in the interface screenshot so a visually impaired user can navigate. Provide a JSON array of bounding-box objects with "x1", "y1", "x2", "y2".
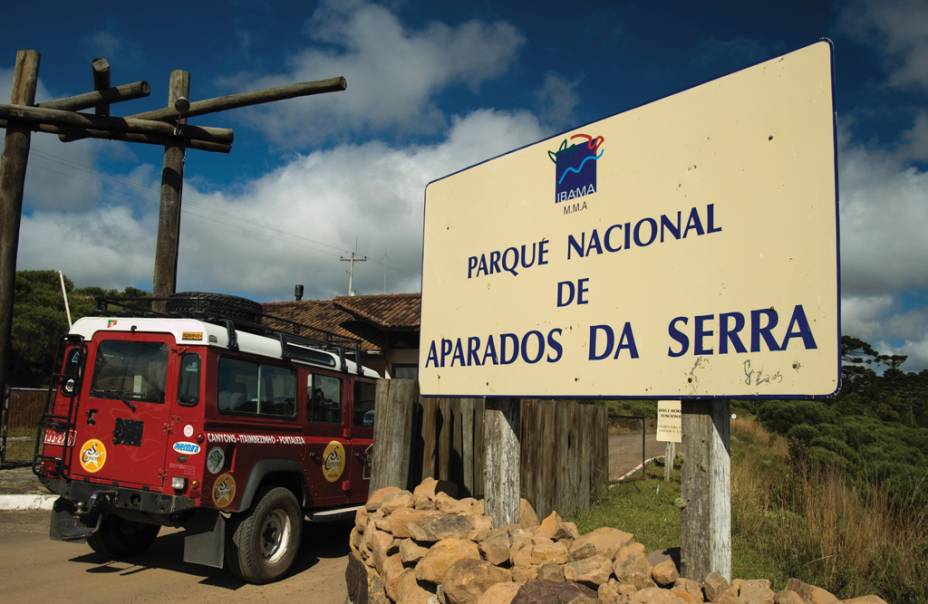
[{"x1": 70, "y1": 316, "x2": 380, "y2": 378}]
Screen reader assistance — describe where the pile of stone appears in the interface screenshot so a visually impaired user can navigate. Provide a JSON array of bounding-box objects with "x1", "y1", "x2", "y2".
[{"x1": 346, "y1": 479, "x2": 886, "y2": 604}]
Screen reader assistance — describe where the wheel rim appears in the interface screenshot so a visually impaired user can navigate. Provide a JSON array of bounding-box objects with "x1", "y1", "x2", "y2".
[{"x1": 260, "y1": 509, "x2": 291, "y2": 563}]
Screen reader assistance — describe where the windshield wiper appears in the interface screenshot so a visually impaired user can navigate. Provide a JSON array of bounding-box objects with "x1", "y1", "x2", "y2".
[{"x1": 118, "y1": 396, "x2": 137, "y2": 412}]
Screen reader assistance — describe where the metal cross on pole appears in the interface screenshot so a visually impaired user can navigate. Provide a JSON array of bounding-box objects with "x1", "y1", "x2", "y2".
[{"x1": 0, "y1": 47, "x2": 346, "y2": 400}]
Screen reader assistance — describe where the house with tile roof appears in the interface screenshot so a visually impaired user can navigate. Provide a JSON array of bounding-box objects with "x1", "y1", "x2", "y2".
[{"x1": 263, "y1": 293, "x2": 421, "y2": 378}]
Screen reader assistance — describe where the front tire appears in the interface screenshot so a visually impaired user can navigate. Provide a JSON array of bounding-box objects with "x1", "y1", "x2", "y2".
[
  {"x1": 87, "y1": 514, "x2": 160, "y2": 558},
  {"x1": 226, "y1": 487, "x2": 303, "y2": 584}
]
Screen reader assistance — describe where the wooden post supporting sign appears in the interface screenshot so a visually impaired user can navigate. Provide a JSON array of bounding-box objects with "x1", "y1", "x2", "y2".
[
  {"x1": 0, "y1": 50, "x2": 39, "y2": 408},
  {"x1": 483, "y1": 397, "x2": 520, "y2": 527},
  {"x1": 369, "y1": 378, "x2": 419, "y2": 491},
  {"x1": 680, "y1": 399, "x2": 732, "y2": 581}
]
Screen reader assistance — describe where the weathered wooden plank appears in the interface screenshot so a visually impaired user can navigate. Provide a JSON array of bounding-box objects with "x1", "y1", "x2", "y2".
[
  {"x1": 484, "y1": 398, "x2": 520, "y2": 527},
  {"x1": 681, "y1": 399, "x2": 732, "y2": 581},
  {"x1": 540, "y1": 400, "x2": 557, "y2": 517},
  {"x1": 577, "y1": 402, "x2": 592, "y2": 513},
  {"x1": 421, "y1": 398, "x2": 437, "y2": 479},
  {"x1": 451, "y1": 398, "x2": 464, "y2": 486},
  {"x1": 0, "y1": 119, "x2": 229, "y2": 152},
  {"x1": 91, "y1": 57, "x2": 111, "y2": 116},
  {"x1": 461, "y1": 398, "x2": 475, "y2": 496},
  {"x1": 370, "y1": 378, "x2": 419, "y2": 491},
  {"x1": 518, "y1": 400, "x2": 535, "y2": 513},
  {"x1": 0, "y1": 50, "x2": 39, "y2": 412},
  {"x1": 473, "y1": 398, "x2": 485, "y2": 499},
  {"x1": 438, "y1": 398, "x2": 451, "y2": 481}
]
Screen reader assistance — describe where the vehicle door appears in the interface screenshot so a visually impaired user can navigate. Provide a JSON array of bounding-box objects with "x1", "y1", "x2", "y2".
[
  {"x1": 346, "y1": 378, "x2": 375, "y2": 504},
  {"x1": 162, "y1": 348, "x2": 205, "y2": 495},
  {"x1": 69, "y1": 333, "x2": 176, "y2": 489},
  {"x1": 305, "y1": 371, "x2": 351, "y2": 506}
]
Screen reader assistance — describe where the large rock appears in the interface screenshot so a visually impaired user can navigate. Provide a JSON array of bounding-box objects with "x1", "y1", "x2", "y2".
[
  {"x1": 511, "y1": 565, "x2": 539, "y2": 582},
  {"x1": 840, "y1": 598, "x2": 889, "y2": 604},
  {"x1": 479, "y1": 527, "x2": 512, "y2": 566},
  {"x1": 381, "y1": 554, "x2": 405, "y2": 601},
  {"x1": 381, "y1": 507, "x2": 440, "y2": 538},
  {"x1": 409, "y1": 513, "x2": 476, "y2": 542},
  {"x1": 435, "y1": 492, "x2": 478, "y2": 515},
  {"x1": 400, "y1": 538, "x2": 430, "y2": 564},
  {"x1": 630, "y1": 587, "x2": 688, "y2": 603},
  {"x1": 673, "y1": 578, "x2": 705, "y2": 602},
  {"x1": 511, "y1": 579, "x2": 598, "y2": 603},
  {"x1": 568, "y1": 527, "x2": 634, "y2": 561},
  {"x1": 784, "y1": 579, "x2": 839, "y2": 604},
  {"x1": 703, "y1": 571, "x2": 730, "y2": 602},
  {"x1": 732, "y1": 579, "x2": 774, "y2": 604},
  {"x1": 470, "y1": 514, "x2": 493, "y2": 541},
  {"x1": 478, "y1": 581, "x2": 524, "y2": 604},
  {"x1": 355, "y1": 507, "x2": 369, "y2": 531},
  {"x1": 613, "y1": 543, "x2": 650, "y2": 580},
  {"x1": 366, "y1": 486, "x2": 404, "y2": 512},
  {"x1": 563, "y1": 554, "x2": 613, "y2": 585},
  {"x1": 396, "y1": 569, "x2": 436, "y2": 604},
  {"x1": 362, "y1": 521, "x2": 395, "y2": 572},
  {"x1": 416, "y1": 537, "x2": 481, "y2": 584},
  {"x1": 598, "y1": 582, "x2": 621, "y2": 604},
  {"x1": 773, "y1": 591, "x2": 805, "y2": 604},
  {"x1": 442, "y1": 558, "x2": 513, "y2": 604},
  {"x1": 380, "y1": 489, "x2": 414, "y2": 515},
  {"x1": 518, "y1": 499, "x2": 539, "y2": 528},
  {"x1": 537, "y1": 512, "x2": 580, "y2": 541},
  {"x1": 414, "y1": 477, "x2": 459, "y2": 509},
  {"x1": 537, "y1": 563, "x2": 565, "y2": 583},
  {"x1": 531, "y1": 540, "x2": 570, "y2": 565},
  {"x1": 652, "y1": 559, "x2": 679, "y2": 587}
]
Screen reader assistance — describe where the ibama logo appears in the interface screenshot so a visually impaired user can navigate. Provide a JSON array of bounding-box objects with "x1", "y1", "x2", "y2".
[{"x1": 548, "y1": 133, "x2": 605, "y2": 204}]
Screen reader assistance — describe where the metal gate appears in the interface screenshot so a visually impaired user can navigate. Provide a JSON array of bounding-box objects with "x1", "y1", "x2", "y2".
[{"x1": 1, "y1": 387, "x2": 44, "y2": 468}]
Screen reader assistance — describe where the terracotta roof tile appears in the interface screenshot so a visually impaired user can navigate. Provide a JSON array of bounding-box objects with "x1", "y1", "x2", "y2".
[
  {"x1": 261, "y1": 299, "x2": 377, "y2": 351},
  {"x1": 333, "y1": 292, "x2": 421, "y2": 328}
]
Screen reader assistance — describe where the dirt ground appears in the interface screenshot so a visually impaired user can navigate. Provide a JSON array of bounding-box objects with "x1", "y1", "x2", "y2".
[{"x1": 0, "y1": 510, "x2": 350, "y2": 603}]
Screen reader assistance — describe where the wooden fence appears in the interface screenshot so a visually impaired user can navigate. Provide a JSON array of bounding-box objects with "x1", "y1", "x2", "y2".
[
  {"x1": 3, "y1": 387, "x2": 45, "y2": 429},
  {"x1": 373, "y1": 380, "x2": 609, "y2": 518}
]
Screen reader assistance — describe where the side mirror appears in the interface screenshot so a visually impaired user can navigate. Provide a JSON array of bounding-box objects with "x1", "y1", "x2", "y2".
[{"x1": 60, "y1": 348, "x2": 83, "y2": 398}]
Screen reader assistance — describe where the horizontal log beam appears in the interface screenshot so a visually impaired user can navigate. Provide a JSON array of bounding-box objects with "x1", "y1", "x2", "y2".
[
  {"x1": 91, "y1": 57, "x2": 111, "y2": 116},
  {"x1": 130, "y1": 75, "x2": 347, "y2": 121},
  {"x1": 0, "y1": 118, "x2": 231, "y2": 153},
  {"x1": 38, "y1": 81, "x2": 151, "y2": 112},
  {"x1": 0, "y1": 103, "x2": 233, "y2": 144}
]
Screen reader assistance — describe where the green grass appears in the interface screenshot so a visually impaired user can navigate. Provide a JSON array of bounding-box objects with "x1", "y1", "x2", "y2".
[
  {"x1": 2, "y1": 427, "x2": 38, "y2": 462},
  {"x1": 574, "y1": 464, "x2": 681, "y2": 552}
]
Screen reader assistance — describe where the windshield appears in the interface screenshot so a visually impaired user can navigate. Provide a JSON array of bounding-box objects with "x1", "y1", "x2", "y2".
[{"x1": 90, "y1": 340, "x2": 168, "y2": 403}]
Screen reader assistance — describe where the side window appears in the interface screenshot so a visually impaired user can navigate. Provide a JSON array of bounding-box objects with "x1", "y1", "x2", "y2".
[
  {"x1": 218, "y1": 358, "x2": 296, "y2": 417},
  {"x1": 353, "y1": 381, "x2": 375, "y2": 426},
  {"x1": 308, "y1": 373, "x2": 342, "y2": 424},
  {"x1": 178, "y1": 353, "x2": 201, "y2": 406},
  {"x1": 260, "y1": 364, "x2": 296, "y2": 417},
  {"x1": 218, "y1": 358, "x2": 258, "y2": 414}
]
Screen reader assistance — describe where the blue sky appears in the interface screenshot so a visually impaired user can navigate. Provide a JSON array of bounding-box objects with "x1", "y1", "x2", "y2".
[{"x1": 2, "y1": 0, "x2": 927, "y2": 369}]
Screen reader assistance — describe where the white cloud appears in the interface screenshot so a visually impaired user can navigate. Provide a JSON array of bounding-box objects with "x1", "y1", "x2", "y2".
[
  {"x1": 534, "y1": 73, "x2": 580, "y2": 130},
  {"x1": 839, "y1": 0, "x2": 928, "y2": 91},
  {"x1": 229, "y1": 0, "x2": 524, "y2": 145},
  {"x1": 84, "y1": 31, "x2": 122, "y2": 56},
  {"x1": 838, "y1": 141, "x2": 928, "y2": 296},
  {"x1": 841, "y1": 295, "x2": 894, "y2": 341},
  {"x1": 17, "y1": 109, "x2": 545, "y2": 300},
  {"x1": 901, "y1": 111, "x2": 928, "y2": 162},
  {"x1": 0, "y1": 69, "x2": 103, "y2": 211}
]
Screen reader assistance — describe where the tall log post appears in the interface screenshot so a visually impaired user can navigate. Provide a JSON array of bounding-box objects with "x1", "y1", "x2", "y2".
[
  {"x1": 152, "y1": 70, "x2": 189, "y2": 304},
  {"x1": 0, "y1": 50, "x2": 39, "y2": 405},
  {"x1": 483, "y1": 397, "x2": 521, "y2": 527},
  {"x1": 680, "y1": 399, "x2": 732, "y2": 581}
]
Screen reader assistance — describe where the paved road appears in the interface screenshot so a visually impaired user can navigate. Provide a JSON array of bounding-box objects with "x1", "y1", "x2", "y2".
[
  {"x1": 0, "y1": 510, "x2": 350, "y2": 603},
  {"x1": 608, "y1": 432, "x2": 663, "y2": 480}
]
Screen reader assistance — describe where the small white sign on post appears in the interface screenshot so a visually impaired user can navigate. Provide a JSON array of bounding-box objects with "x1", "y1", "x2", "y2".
[{"x1": 656, "y1": 400, "x2": 682, "y2": 443}]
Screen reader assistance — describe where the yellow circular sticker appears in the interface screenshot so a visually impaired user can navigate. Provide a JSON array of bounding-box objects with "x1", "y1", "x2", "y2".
[
  {"x1": 79, "y1": 439, "x2": 107, "y2": 473},
  {"x1": 322, "y1": 440, "x2": 346, "y2": 483},
  {"x1": 212, "y1": 473, "x2": 237, "y2": 508}
]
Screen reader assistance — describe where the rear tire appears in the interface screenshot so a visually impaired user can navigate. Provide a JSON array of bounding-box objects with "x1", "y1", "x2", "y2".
[
  {"x1": 87, "y1": 514, "x2": 160, "y2": 558},
  {"x1": 225, "y1": 487, "x2": 303, "y2": 584},
  {"x1": 166, "y1": 292, "x2": 263, "y2": 323}
]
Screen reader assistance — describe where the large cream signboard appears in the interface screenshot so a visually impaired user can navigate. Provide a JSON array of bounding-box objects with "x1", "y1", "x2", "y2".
[{"x1": 419, "y1": 41, "x2": 839, "y2": 398}]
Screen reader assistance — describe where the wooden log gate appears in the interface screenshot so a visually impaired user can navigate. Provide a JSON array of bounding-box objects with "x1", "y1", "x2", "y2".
[{"x1": 371, "y1": 379, "x2": 608, "y2": 519}]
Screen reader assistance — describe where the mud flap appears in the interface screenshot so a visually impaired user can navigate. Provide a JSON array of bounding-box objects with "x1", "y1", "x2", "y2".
[
  {"x1": 49, "y1": 497, "x2": 99, "y2": 541},
  {"x1": 183, "y1": 509, "x2": 225, "y2": 569}
]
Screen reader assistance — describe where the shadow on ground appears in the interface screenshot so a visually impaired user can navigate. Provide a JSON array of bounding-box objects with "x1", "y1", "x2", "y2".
[{"x1": 68, "y1": 520, "x2": 352, "y2": 589}]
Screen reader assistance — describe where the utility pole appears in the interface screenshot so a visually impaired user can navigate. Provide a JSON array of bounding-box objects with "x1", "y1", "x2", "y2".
[{"x1": 340, "y1": 251, "x2": 367, "y2": 296}]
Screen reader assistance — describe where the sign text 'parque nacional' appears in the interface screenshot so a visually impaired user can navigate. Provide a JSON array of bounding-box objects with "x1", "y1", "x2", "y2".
[{"x1": 419, "y1": 41, "x2": 839, "y2": 398}]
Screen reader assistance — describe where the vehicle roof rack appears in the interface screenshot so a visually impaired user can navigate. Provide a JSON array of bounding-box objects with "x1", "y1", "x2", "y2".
[{"x1": 93, "y1": 295, "x2": 365, "y2": 374}]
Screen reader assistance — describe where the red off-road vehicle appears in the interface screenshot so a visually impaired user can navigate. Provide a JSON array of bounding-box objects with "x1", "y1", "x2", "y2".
[{"x1": 33, "y1": 293, "x2": 378, "y2": 583}]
